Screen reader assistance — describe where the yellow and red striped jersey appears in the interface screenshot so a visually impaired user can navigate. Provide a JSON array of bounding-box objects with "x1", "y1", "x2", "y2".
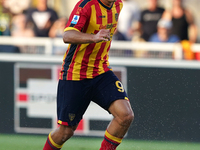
[{"x1": 60, "y1": 0, "x2": 123, "y2": 80}]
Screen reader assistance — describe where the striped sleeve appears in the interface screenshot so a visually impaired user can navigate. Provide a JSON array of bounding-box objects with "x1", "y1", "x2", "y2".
[{"x1": 64, "y1": 0, "x2": 91, "y2": 32}]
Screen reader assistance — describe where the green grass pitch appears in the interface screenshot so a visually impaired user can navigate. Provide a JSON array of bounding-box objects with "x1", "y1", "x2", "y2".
[{"x1": 0, "y1": 134, "x2": 200, "y2": 150}]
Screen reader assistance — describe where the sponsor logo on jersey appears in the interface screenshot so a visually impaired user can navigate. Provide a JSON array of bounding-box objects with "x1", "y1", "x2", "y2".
[
  {"x1": 99, "y1": 15, "x2": 106, "y2": 18},
  {"x1": 99, "y1": 23, "x2": 117, "y2": 29}
]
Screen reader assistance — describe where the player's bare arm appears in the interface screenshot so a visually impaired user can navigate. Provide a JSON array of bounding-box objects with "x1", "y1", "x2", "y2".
[{"x1": 63, "y1": 29, "x2": 110, "y2": 44}]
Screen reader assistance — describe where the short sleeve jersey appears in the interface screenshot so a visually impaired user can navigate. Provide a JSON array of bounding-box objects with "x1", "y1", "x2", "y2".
[{"x1": 60, "y1": 0, "x2": 123, "y2": 81}]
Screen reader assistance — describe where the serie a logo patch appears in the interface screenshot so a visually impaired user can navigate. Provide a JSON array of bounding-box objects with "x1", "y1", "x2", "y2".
[{"x1": 71, "y1": 15, "x2": 80, "y2": 24}]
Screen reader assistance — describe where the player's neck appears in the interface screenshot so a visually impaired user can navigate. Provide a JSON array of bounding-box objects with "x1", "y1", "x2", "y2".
[{"x1": 100, "y1": 0, "x2": 113, "y2": 7}]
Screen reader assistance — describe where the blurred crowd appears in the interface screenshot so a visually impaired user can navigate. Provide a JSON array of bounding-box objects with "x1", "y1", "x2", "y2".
[
  {"x1": 0, "y1": 0, "x2": 68, "y2": 37},
  {"x1": 113, "y1": 0, "x2": 199, "y2": 60},
  {"x1": 0, "y1": 0, "x2": 68, "y2": 54},
  {"x1": 0, "y1": 0, "x2": 199, "y2": 60}
]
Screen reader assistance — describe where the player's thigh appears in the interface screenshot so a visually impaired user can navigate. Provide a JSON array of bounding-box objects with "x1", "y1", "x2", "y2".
[
  {"x1": 57, "y1": 79, "x2": 92, "y2": 126},
  {"x1": 92, "y1": 71, "x2": 129, "y2": 111}
]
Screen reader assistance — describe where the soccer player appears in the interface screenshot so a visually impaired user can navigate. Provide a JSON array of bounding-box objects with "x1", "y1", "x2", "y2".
[{"x1": 43, "y1": 0, "x2": 134, "y2": 149}]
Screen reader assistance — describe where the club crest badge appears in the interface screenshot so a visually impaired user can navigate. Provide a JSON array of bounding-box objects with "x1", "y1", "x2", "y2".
[{"x1": 69, "y1": 113, "x2": 75, "y2": 121}]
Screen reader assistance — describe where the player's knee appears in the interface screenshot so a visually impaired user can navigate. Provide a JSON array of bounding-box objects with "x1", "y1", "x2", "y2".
[
  {"x1": 118, "y1": 110, "x2": 134, "y2": 127},
  {"x1": 59, "y1": 125, "x2": 75, "y2": 142},
  {"x1": 124, "y1": 110, "x2": 134, "y2": 125}
]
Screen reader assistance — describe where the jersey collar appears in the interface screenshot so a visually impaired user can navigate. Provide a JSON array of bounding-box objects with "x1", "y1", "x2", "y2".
[{"x1": 97, "y1": 0, "x2": 113, "y2": 10}]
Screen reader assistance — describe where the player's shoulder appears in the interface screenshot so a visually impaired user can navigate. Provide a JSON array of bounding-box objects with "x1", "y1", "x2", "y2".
[
  {"x1": 72, "y1": 0, "x2": 95, "y2": 16},
  {"x1": 76, "y1": 0, "x2": 95, "y2": 9},
  {"x1": 115, "y1": 0, "x2": 123, "y2": 4},
  {"x1": 114, "y1": 0, "x2": 123, "y2": 8}
]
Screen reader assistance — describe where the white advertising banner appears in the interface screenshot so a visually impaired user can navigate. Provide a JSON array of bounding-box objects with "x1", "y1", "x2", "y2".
[{"x1": 27, "y1": 79, "x2": 57, "y2": 118}]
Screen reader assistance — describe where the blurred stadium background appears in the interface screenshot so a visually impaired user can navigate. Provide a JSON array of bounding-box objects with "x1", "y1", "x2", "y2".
[
  {"x1": 39, "y1": 0, "x2": 200, "y2": 41},
  {"x1": 1, "y1": 0, "x2": 200, "y2": 149},
  {"x1": 17, "y1": 0, "x2": 200, "y2": 43}
]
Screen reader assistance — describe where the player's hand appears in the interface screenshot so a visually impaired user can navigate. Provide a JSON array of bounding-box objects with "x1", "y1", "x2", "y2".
[{"x1": 93, "y1": 29, "x2": 110, "y2": 43}]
